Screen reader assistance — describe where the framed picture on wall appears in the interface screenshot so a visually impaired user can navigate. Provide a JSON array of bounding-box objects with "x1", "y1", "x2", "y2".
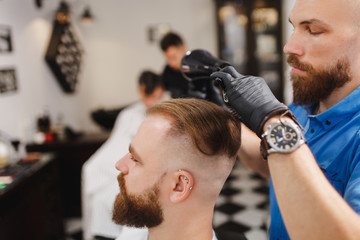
[
  {"x1": 0, "y1": 68, "x2": 17, "y2": 94},
  {"x1": 0, "y1": 25, "x2": 12, "y2": 53}
]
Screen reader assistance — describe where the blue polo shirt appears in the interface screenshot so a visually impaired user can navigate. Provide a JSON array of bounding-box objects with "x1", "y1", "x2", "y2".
[{"x1": 269, "y1": 86, "x2": 360, "y2": 240}]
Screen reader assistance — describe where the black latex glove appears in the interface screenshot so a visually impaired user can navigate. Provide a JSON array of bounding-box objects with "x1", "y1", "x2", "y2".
[
  {"x1": 207, "y1": 79, "x2": 234, "y2": 112},
  {"x1": 211, "y1": 66, "x2": 288, "y2": 137},
  {"x1": 187, "y1": 77, "x2": 233, "y2": 112}
]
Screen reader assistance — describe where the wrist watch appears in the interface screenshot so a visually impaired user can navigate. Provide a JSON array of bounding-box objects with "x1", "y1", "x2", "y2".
[{"x1": 260, "y1": 120, "x2": 306, "y2": 160}]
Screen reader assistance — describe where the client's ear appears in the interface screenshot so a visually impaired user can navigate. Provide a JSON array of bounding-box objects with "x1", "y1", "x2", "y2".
[{"x1": 170, "y1": 169, "x2": 194, "y2": 203}]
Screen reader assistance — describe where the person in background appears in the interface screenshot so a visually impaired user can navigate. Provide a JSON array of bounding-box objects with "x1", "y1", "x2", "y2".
[
  {"x1": 160, "y1": 32, "x2": 189, "y2": 98},
  {"x1": 113, "y1": 98, "x2": 246, "y2": 240},
  {"x1": 211, "y1": 0, "x2": 360, "y2": 238},
  {"x1": 82, "y1": 70, "x2": 167, "y2": 240}
]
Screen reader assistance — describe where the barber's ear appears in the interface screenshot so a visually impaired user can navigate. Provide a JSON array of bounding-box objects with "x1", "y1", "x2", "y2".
[{"x1": 170, "y1": 170, "x2": 194, "y2": 203}]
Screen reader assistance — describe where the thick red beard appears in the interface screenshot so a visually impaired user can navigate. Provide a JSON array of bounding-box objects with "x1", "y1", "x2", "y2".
[
  {"x1": 287, "y1": 55, "x2": 351, "y2": 106},
  {"x1": 112, "y1": 174, "x2": 164, "y2": 228}
]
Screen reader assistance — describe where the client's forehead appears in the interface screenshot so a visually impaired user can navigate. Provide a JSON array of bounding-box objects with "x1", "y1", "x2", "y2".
[
  {"x1": 138, "y1": 115, "x2": 171, "y2": 138},
  {"x1": 131, "y1": 115, "x2": 174, "y2": 164}
]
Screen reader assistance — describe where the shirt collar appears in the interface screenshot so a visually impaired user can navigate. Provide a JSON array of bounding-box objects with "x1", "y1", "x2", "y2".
[{"x1": 300, "y1": 86, "x2": 360, "y2": 129}]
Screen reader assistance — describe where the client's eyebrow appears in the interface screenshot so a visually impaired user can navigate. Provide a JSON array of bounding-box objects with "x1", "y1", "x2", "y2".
[{"x1": 129, "y1": 144, "x2": 143, "y2": 163}]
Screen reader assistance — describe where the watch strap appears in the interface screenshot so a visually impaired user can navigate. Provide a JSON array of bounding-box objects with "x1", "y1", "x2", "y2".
[
  {"x1": 257, "y1": 107, "x2": 290, "y2": 137},
  {"x1": 260, "y1": 135, "x2": 270, "y2": 160}
]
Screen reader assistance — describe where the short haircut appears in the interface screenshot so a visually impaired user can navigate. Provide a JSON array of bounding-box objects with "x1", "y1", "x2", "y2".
[
  {"x1": 147, "y1": 98, "x2": 241, "y2": 158},
  {"x1": 160, "y1": 32, "x2": 184, "y2": 52},
  {"x1": 138, "y1": 71, "x2": 164, "y2": 96}
]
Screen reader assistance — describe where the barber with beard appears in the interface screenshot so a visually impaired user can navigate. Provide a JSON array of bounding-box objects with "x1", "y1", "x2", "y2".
[{"x1": 211, "y1": 0, "x2": 360, "y2": 239}]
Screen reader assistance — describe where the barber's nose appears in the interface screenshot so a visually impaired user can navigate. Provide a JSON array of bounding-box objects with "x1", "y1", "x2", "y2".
[
  {"x1": 115, "y1": 153, "x2": 130, "y2": 175},
  {"x1": 283, "y1": 32, "x2": 304, "y2": 56}
]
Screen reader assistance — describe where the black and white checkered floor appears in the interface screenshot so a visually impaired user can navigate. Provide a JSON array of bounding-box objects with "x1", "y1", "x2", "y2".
[
  {"x1": 66, "y1": 161, "x2": 270, "y2": 240},
  {"x1": 213, "y1": 161, "x2": 270, "y2": 240}
]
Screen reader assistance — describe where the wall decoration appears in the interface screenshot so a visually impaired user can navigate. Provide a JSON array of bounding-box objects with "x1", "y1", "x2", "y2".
[
  {"x1": 45, "y1": 22, "x2": 82, "y2": 93},
  {"x1": 147, "y1": 23, "x2": 170, "y2": 43},
  {"x1": 0, "y1": 25, "x2": 12, "y2": 53},
  {"x1": 0, "y1": 68, "x2": 17, "y2": 94}
]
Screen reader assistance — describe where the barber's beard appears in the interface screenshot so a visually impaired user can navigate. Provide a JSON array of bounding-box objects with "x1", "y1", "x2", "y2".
[
  {"x1": 112, "y1": 174, "x2": 164, "y2": 228},
  {"x1": 287, "y1": 55, "x2": 351, "y2": 105}
]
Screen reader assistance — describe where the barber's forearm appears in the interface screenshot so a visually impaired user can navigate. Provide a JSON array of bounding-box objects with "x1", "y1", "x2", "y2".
[
  {"x1": 265, "y1": 117, "x2": 360, "y2": 239},
  {"x1": 237, "y1": 123, "x2": 270, "y2": 179}
]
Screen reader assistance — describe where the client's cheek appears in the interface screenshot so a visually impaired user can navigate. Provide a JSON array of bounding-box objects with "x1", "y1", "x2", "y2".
[{"x1": 125, "y1": 179, "x2": 144, "y2": 195}]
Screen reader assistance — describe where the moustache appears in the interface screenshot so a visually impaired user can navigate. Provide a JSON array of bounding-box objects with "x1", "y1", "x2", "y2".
[
  {"x1": 117, "y1": 173, "x2": 127, "y2": 194},
  {"x1": 287, "y1": 55, "x2": 313, "y2": 72}
]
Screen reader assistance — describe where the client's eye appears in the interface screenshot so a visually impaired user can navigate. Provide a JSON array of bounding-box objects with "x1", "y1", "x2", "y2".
[
  {"x1": 307, "y1": 26, "x2": 323, "y2": 35},
  {"x1": 130, "y1": 154, "x2": 139, "y2": 163}
]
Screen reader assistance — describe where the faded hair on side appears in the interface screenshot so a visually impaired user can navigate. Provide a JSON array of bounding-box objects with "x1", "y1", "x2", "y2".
[{"x1": 147, "y1": 98, "x2": 241, "y2": 158}]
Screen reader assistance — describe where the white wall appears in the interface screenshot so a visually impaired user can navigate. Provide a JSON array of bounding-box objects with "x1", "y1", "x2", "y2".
[
  {"x1": 76, "y1": 0, "x2": 217, "y2": 132},
  {"x1": 0, "y1": 0, "x2": 83, "y2": 141},
  {"x1": 0, "y1": 0, "x2": 217, "y2": 141}
]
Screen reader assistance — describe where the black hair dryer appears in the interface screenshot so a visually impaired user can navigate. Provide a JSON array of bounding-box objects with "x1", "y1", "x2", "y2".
[
  {"x1": 181, "y1": 49, "x2": 231, "y2": 82},
  {"x1": 180, "y1": 49, "x2": 231, "y2": 100}
]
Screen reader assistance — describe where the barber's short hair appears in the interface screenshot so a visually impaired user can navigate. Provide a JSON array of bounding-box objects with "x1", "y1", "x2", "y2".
[
  {"x1": 138, "y1": 71, "x2": 163, "y2": 96},
  {"x1": 160, "y1": 32, "x2": 184, "y2": 52},
  {"x1": 147, "y1": 98, "x2": 241, "y2": 158}
]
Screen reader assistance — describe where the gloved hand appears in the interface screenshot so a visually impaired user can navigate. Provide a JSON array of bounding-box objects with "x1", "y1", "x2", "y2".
[
  {"x1": 207, "y1": 79, "x2": 234, "y2": 112},
  {"x1": 211, "y1": 66, "x2": 288, "y2": 137},
  {"x1": 186, "y1": 77, "x2": 233, "y2": 112}
]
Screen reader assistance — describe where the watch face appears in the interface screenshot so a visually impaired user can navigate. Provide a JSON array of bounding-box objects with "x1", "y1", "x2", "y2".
[{"x1": 267, "y1": 122, "x2": 300, "y2": 152}]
